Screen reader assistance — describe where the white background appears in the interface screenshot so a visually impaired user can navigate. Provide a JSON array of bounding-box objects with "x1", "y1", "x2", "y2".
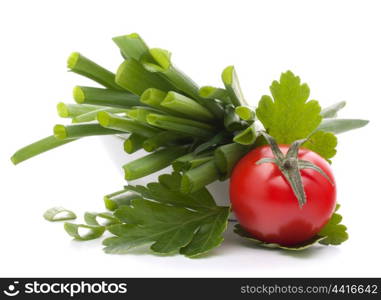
[{"x1": 1, "y1": 0, "x2": 380, "y2": 277}]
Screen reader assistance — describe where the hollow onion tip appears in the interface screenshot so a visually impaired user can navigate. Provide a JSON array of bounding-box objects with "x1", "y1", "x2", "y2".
[
  {"x1": 140, "y1": 88, "x2": 166, "y2": 105},
  {"x1": 142, "y1": 140, "x2": 157, "y2": 152},
  {"x1": 53, "y1": 125, "x2": 68, "y2": 139},
  {"x1": 57, "y1": 102, "x2": 69, "y2": 117},
  {"x1": 149, "y1": 48, "x2": 171, "y2": 69},
  {"x1": 233, "y1": 126, "x2": 257, "y2": 145},
  {"x1": 115, "y1": 59, "x2": 173, "y2": 95},
  {"x1": 67, "y1": 52, "x2": 80, "y2": 69},
  {"x1": 73, "y1": 86, "x2": 85, "y2": 103},
  {"x1": 103, "y1": 189, "x2": 141, "y2": 211},
  {"x1": 180, "y1": 160, "x2": 220, "y2": 194},
  {"x1": 147, "y1": 113, "x2": 214, "y2": 130},
  {"x1": 97, "y1": 111, "x2": 112, "y2": 127},
  {"x1": 124, "y1": 139, "x2": 137, "y2": 153},
  {"x1": 161, "y1": 91, "x2": 215, "y2": 121},
  {"x1": 199, "y1": 86, "x2": 215, "y2": 98},
  {"x1": 123, "y1": 134, "x2": 145, "y2": 154},
  {"x1": 221, "y1": 65, "x2": 246, "y2": 107},
  {"x1": 235, "y1": 106, "x2": 255, "y2": 121},
  {"x1": 222, "y1": 65, "x2": 234, "y2": 85},
  {"x1": 112, "y1": 33, "x2": 152, "y2": 62},
  {"x1": 214, "y1": 143, "x2": 250, "y2": 177}
]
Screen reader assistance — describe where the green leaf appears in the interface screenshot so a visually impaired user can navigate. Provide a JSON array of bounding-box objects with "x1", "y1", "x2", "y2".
[
  {"x1": 321, "y1": 101, "x2": 346, "y2": 118},
  {"x1": 103, "y1": 225, "x2": 154, "y2": 252},
  {"x1": 256, "y1": 71, "x2": 322, "y2": 144},
  {"x1": 318, "y1": 204, "x2": 348, "y2": 245},
  {"x1": 103, "y1": 173, "x2": 230, "y2": 257},
  {"x1": 317, "y1": 118, "x2": 369, "y2": 134},
  {"x1": 234, "y1": 225, "x2": 325, "y2": 250},
  {"x1": 303, "y1": 131, "x2": 337, "y2": 161},
  {"x1": 180, "y1": 208, "x2": 229, "y2": 257},
  {"x1": 43, "y1": 207, "x2": 77, "y2": 222},
  {"x1": 121, "y1": 172, "x2": 216, "y2": 209}
]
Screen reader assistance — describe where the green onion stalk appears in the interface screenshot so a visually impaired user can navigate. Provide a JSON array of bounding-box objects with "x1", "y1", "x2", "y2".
[{"x1": 10, "y1": 33, "x2": 274, "y2": 197}]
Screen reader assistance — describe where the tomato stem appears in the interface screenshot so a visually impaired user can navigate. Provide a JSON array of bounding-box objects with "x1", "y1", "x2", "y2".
[{"x1": 257, "y1": 131, "x2": 333, "y2": 208}]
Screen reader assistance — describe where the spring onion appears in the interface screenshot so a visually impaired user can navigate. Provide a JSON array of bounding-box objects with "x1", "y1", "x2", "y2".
[
  {"x1": 221, "y1": 66, "x2": 247, "y2": 107},
  {"x1": 181, "y1": 160, "x2": 220, "y2": 193},
  {"x1": 235, "y1": 106, "x2": 255, "y2": 121},
  {"x1": 143, "y1": 131, "x2": 191, "y2": 152},
  {"x1": 104, "y1": 188, "x2": 141, "y2": 211},
  {"x1": 67, "y1": 52, "x2": 123, "y2": 90},
  {"x1": 233, "y1": 126, "x2": 257, "y2": 145},
  {"x1": 146, "y1": 113, "x2": 215, "y2": 138},
  {"x1": 11, "y1": 135, "x2": 77, "y2": 165},
  {"x1": 214, "y1": 143, "x2": 250, "y2": 177},
  {"x1": 73, "y1": 86, "x2": 141, "y2": 108},
  {"x1": 123, "y1": 146, "x2": 188, "y2": 180},
  {"x1": 116, "y1": 59, "x2": 173, "y2": 95},
  {"x1": 199, "y1": 86, "x2": 231, "y2": 104},
  {"x1": 161, "y1": 91, "x2": 215, "y2": 122},
  {"x1": 57, "y1": 103, "x2": 101, "y2": 118},
  {"x1": 97, "y1": 111, "x2": 160, "y2": 137},
  {"x1": 54, "y1": 123, "x2": 122, "y2": 139},
  {"x1": 124, "y1": 134, "x2": 146, "y2": 154}
]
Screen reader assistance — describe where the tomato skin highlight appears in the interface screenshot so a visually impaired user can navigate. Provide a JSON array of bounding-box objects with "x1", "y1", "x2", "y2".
[{"x1": 230, "y1": 145, "x2": 336, "y2": 246}]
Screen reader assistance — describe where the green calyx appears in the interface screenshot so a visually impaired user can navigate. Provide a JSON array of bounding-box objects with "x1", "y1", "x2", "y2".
[{"x1": 257, "y1": 132, "x2": 333, "y2": 208}]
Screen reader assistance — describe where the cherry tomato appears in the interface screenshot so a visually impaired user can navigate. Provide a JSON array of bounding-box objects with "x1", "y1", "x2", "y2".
[{"x1": 230, "y1": 145, "x2": 336, "y2": 246}]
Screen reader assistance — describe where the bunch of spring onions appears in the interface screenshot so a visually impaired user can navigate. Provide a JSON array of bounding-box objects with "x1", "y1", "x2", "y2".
[{"x1": 11, "y1": 33, "x2": 257, "y2": 195}]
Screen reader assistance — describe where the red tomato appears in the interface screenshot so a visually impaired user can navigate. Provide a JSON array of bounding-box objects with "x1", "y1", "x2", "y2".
[{"x1": 230, "y1": 145, "x2": 336, "y2": 246}]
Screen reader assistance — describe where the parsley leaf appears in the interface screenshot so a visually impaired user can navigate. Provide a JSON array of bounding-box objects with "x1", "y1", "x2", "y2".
[
  {"x1": 103, "y1": 173, "x2": 230, "y2": 257},
  {"x1": 234, "y1": 225, "x2": 325, "y2": 250},
  {"x1": 303, "y1": 130, "x2": 337, "y2": 161},
  {"x1": 256, "y1": 71, "x2": 322, "y2": 144},
  {"x1": 124, "y1": 172, "x2": 216, "y2": 209},
  {"x1": 318, "y1": 204, "x2": 348, "y2": 245}
]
